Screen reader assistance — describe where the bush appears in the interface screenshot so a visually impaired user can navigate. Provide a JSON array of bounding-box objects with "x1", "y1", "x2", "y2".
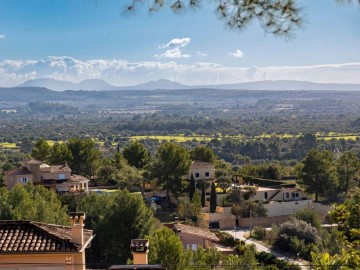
[
  {"x1": 256, "y1": 251, "x2": 301, "y2": 270},
  {"x1": 273, "y1": 219, "x2": 320, "y2": 260},
  {"x1": 252, "y1": 226, "x2": 267, "y2": 240},
  {"x1": 292, "y1": 208, "x2": 321, "y2": 229},
  {"x1": 213, "y1": 231, "x2": 237, "y2": 247}
]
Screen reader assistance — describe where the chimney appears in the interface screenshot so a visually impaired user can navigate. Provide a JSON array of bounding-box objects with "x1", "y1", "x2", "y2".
[
  {"x1": 131, "y1": 239, "x2": 149, "y2": 265},
  {"x1": 69, "y1": 212, "x2": 85, "y2": 246}
]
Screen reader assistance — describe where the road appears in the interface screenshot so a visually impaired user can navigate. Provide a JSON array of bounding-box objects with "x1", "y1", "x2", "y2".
[{"x1": 222, "y1": 229, "x2": 308, "y2": 270}]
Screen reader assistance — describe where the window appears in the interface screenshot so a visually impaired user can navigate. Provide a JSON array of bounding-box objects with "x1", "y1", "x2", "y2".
[
  {"x1": 195, "y1": 172, "x2": 200, "y2": 178},
  {"x1": 205, "y1": 172, "x2": 210, "y2": 177},
  {"x1": 186, "y1": 244, "x2": 197, "y2": 251},
  {"x1": 59, "y1": 173, "x2": 66, "y2": 180},
  {"x1": 20, "y1": 177, "x2": 28, "y2": 183},
  {"x1": 286, "y1": 192, "x2": 289, "y2": 198},
  {"x1": 264, "y1": 192, "x2": 268, "y2": 199},
  {"x1": 295, "y1": 193, "x2": 299, "y2": 198}
]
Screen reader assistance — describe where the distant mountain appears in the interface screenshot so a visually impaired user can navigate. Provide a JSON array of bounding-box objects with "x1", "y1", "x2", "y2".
[
  {"x1": 123, "y1": 79, "x2": 189, "y2": 90},
  {"x1": 17, "y1": 78, "x2": 360, "y2": 91},
  {"x1": 19, "y1": 78, "x2": 117, "y2": 91}
]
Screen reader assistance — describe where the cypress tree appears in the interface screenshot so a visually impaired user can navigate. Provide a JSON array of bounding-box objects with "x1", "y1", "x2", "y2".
[
  {"x1": 210, "y1": 181, "x2": 217, "y2": 213},
  {"x1": 201, "y1": 184, "x2": 206, "y2": 208},
  {"x1": 189, "y1": 174, "x2": 196, "y2": 201}
]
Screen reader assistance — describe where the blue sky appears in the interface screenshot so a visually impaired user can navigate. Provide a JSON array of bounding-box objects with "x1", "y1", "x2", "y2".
[{"x1": 0, "y1": 0, "x2": 359, "y2": 86}]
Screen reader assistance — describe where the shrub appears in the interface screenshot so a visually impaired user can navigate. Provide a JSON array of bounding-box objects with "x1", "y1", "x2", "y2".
[
  {"x1": 273, "y1": 219, "x2": 321, "y2": 260},
  {"x1": 292, "y1": 208, "x2": 321, "y2": 229},
  {"x1": 252, "y1": 226, "x2": 267, "y2": 240}
]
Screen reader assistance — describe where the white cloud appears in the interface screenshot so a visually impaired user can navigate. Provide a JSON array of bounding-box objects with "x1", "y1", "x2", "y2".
[
  {"x1": 229, "y1": 49, "x2": 244, "y2": 58},
  {"x1": 159, "y1": 37, "x2": 191, "y2": 49},
  {"x1": 196, "y1": 51, "x2": 207, "y2": 57},
  {"x1": 1, "y1": 56, "x2": 360, "y2": 87},
  {"x1": 155, "y1": 48, "x2": 191, "y2": 59},
  {"x1": 0, "y1": 34, "x2": 5, "y2": 39}
]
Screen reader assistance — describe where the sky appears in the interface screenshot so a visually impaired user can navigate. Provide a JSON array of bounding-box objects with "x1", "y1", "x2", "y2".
[{"x1": 0, "y1": 0, "x2": 359, "y2": 87}]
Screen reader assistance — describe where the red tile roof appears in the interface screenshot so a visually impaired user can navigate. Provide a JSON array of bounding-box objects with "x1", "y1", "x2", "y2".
[
  {"x1": 4, "y1": 167, "x2": 32, "y2": 176},
  {"x1": 0, "y1": 221, "x2": 93, "y2": 254},
  {"x1": 174, "y1": 224, "x2": 219, "y2": 242}
]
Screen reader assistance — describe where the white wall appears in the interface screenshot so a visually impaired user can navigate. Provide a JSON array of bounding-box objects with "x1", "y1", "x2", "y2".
[{"x1": 265, "y1": 200, "x2": 314, "y2": 217}]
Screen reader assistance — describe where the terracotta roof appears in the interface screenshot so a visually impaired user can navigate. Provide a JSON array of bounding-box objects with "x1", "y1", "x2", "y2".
[
  {"x1": 4, "y1": 166, "x2": 32, "y2": 176},
  {"x1": 69, "y1": 175, "x2": 89, "y2": 182},
  {"x1": 174, "y1": 224, "x2": 219, "y2": 242},
  {"x1": 0, "y1": 220, "x2": 93, "y2": 254},
  {"x1": 190, "y1": 161, "x2": 215, "y2": 170},
  {"x1": 27, "y1": 160, "x2": 43, "y2": 165},
  {"x1": 49, "y1": 164, "x2": 72, "y2": 173}
]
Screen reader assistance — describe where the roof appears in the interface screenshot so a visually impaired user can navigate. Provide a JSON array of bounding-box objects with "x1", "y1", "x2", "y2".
[
  {"x1": 4, "y1": 166, "x2": 32, "y2": 176},
  {"x1": 26, "y1": 159, "x2": 43, "y2": 165},
  {"x1": 190, "y1": 161, "x2": 215, "y2": 170},
  {"x1": 110, "y1": 265, "x2": 166, "y2": 270},
  {"x1": 174, "y1": 224, "x2": 219, "y2": 242},
  {"x1": 0, "y1": 220, "x2": 93, "y2": 254},
  {"x1": 70, "y1": 174, "x2": 89, "y2": 182},
  {"x1": 40, "y1": 163, "x2": 72, "y2": 174}
]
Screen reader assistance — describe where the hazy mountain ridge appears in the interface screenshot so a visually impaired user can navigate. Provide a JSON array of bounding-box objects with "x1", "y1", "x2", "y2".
[{"x1": 14, "y1": 78, "x2": 360, "y2": 91}]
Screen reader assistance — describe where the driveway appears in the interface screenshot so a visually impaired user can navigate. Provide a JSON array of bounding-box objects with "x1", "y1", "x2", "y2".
[{"x1": 222, "y1": 229, "x2": 308, "y2": 270}]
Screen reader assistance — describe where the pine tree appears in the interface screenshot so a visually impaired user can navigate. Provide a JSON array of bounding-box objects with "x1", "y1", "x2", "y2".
[
  {"x1": 201, "y1": 184, "x2": 206, "y2": 208},
  {"x1": 210, "y1": 182, "x2": 217, "y2": 213},
  {"x1": 189, "y1": 174, "x2": 196, "y2": 201}
]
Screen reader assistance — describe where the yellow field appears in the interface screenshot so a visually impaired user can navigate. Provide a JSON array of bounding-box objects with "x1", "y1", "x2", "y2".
[
  {"x1": 0, "y1": 142, "x2": 17, "y2": 149},
  {"x1": 0, "y1": 132, "x2": 359, "y2": 150},
  {"x1": 129, "y1": 135, "x2": 213, "y2": 142}
]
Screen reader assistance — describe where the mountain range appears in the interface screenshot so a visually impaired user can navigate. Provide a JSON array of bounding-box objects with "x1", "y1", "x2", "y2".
[{"x1": 15, "y1": 78, "x2": 360, "y2": 91}]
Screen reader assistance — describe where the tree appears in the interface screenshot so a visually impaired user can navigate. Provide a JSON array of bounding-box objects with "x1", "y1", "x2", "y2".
[
  {"x1": 126, "y1": 0, "x2": 303, "y2": 37},
  {"x1": 201, "y1": 183, "x2": 206, "y2": 207},
  {"x1": 210, "y1": 181, "x2": 217, "y2": 213},
  {"x1": 292, "y1": 208, "x2": 321, "y2": 229},
  {"x1": 337, "y1": 151, "x2": 360, "y2": 195},
  {"x1": 311, "y1": 250, "x2": 350, "y2": 270},
  {"x1": 0, "y1": 184, "x2": 68, "y2": 225},
  {"x1": 292, "y1": 133, "x2": 317, "y2": 159},
  {"x1": 148, "y1": 227, "x2": 187, "y2": 270},
  {"x1": 151, "y1": 142, "x2": 191, "y2": 200},
  {"x1": 48, "y1": 142, "x2": 72, "y2": 164},
  {"x1": 189, "y1": 173, "x2": 196, "y2": 201},
  {"x1": 300, "y1": 149, "x2": 337, "y2": 202},
  {"x1": 67, "y1": 138, "x2": 101, "y2": 176},
  {"x1": 191, "y1": 145, "x2": 217, "y2": 163},
  {"x1": 231, "y1": 201, "x2": 267, "y2": 218},
  {"x1": 122, "y1": 141, "x2": 150, "y2": 169},
  {"x1": 216, "y1": 176, "x2": 232, "y2": 193},
  {"x1": 273, "y1": 218, "x2": 321, "y2": 260},
  {"x1": 191, "y1": 248, "x2": 222, "y2": 269},
  {"x1": 177, "y1": 192, "x2": 202, "y2": 221},
  {"x1": 31, "y1": 138, "x2": 51, "y2": 162},
  {"x1": 226, "y1": 187, "x2": 242, "y2": 204},
  {"x1": 79, "y1": 190, "x2": 156, "y2": 264}
]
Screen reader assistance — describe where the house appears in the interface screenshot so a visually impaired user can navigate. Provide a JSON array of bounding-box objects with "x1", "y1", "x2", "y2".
[
  {"x1": 4, "y1": 159, "x2": 90, "y2": 193},
  {"x1": 0, "y1": 212, "x2": 94, "y2": 270},
  {"x1": 173, "y1": 223, "x2": 220, "y2": 251},
  {"x1": 248, "y1": 184, "x2": 307, "y2": 202},
  {"x1": 188, "y1": 161, "x2": 215, "y2": 181}
]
